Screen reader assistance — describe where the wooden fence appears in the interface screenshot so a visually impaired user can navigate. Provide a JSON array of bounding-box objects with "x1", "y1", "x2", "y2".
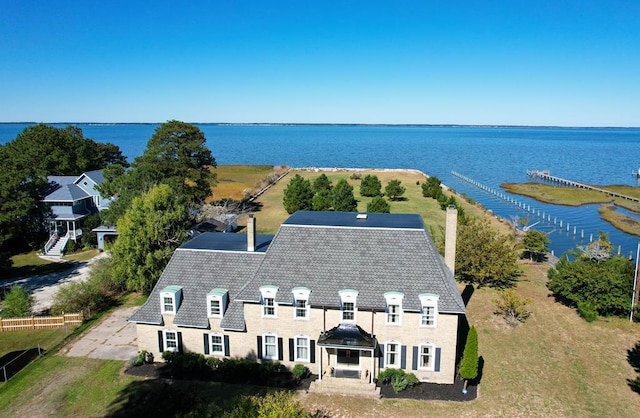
[{"x1": 0, "y1": 313, "x2": 82, "y2": 332}]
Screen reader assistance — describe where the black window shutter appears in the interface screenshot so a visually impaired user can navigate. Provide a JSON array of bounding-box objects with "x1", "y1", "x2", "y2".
[
  {"x1": 412, "y1": 346, "x2": 418, "y2": 370},
  {"x1": 310, "y1": 340, "x2": 316, "y2": 363},
  {"x1": 289, "y1": 338, "x2": 295, "y2": 361},
  {"x1": 434, "y1": 347, "x2": 441, "y2": 372},
  {"x1": 158, "y1": 330, "x2": 164, "y2": 353},
  {"x1": 177, "y1": 332, "x2": 183, "y2": 353},
  {"x1": 224, "y1": 335, "x2": 230, "y2": 356},
  {"x1": 203, "y1": 334, "x2": 210, "y2": 355},
  {"x1": 278, "y1": 337, "x2": 284, "y2": 361},
  {"x1": 257, "y1": 336, "x2": 263, "y2": 360},
  {"x1": 378, "y1": 345, "x2": 385, "y2": 369},
  {"x1": 400, "y1": 345, "x2": 407, "y2": 369}
]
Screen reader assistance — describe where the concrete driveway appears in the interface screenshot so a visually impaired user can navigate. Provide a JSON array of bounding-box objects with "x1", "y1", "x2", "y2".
[{"x1": 61, "y1": 306, "x2": 139, "y2": 361}]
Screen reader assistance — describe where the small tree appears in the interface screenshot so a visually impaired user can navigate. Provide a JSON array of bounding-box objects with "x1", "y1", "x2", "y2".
[
  {"x1": 367, "y1": 196, "x2": 390, "y2": 213},
  {"x1": 459, "y1": 325, "x2": 478, "y2": 394},
  {"x1": 421, "y1": 176, "x2": 442, "y2": 198},
  {"x1": 312, "y1": 174, "x2": 332, "y2": 193},
  {"x1": 385, "y1": 179, "x2": 406, "y2": 201},
  {"x1": 1, "y1": 285, "x2": 33, "y2": 317},
  {"x1": 283, "y1": 174, "x2": 314, "y2": 214},
  {"x1": 522, "y1": 229, "x2": 550, "y2": 261},
  {"x1": 359, "y1": 175, "x2": 382, "y2": 197},
  {"x1": 331, "y1": 179, "x2": 357, "y2": 212},
  {"x1": 493, "y1": 289, "x2": 532, "y2": 326},
  {"x1": 312, "y1": 189, "x2": 332, "y2": 211}
]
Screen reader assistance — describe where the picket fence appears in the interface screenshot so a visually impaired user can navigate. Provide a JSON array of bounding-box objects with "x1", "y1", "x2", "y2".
[{"x1": 0, "y1": 313, "x2": 82, "y2": 332}]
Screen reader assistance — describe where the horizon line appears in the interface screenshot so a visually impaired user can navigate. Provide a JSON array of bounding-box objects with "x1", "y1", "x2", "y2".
[{"x1": 1, "y1": 121, "x2": 639, "y2": 129}]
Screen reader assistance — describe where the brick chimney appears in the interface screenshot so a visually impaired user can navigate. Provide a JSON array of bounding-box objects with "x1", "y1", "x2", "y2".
[
  {"x1": 444, "y1": 205, "x2": 457, "y2": 273},
  {"x1": 247, "y1": 214, "x2": 256, "y2": 252}
]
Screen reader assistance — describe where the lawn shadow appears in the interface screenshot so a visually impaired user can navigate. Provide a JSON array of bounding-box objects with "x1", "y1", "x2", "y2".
[{"x1": 627, "y1": 341, "x2": 640, "y2": 394}]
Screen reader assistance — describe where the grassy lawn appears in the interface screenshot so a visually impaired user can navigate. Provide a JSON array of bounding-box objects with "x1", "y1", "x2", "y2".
[
  {"x1": 250, "y1": 168, "x2": 492, "y2": 242},
  {"x1": 208, "y1": 164, "x2": 286, "y2": 202},
  {"x1": 299, "y1": 262, "x2": 640, "y2": 417},
  {"x1": 0, "y1": 328, "x2": 69, "y2": 358},
  {"x1": 2, "y1": 166, "x2": 640, "y2": 416}
]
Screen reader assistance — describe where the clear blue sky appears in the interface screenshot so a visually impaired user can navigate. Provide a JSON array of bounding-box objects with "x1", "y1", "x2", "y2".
[{"x1": 1, "y1": 1, "x2": 638, "y2": 126}]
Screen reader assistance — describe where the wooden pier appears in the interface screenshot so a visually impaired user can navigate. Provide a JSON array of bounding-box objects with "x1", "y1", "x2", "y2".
[{"x1": 527, "y1": 170, "x2": 640, "y2": 203}]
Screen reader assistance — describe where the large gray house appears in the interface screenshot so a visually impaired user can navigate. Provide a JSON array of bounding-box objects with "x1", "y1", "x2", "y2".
[{"x1": 129, "y1": 209, "x2": 465, "y2": 395}]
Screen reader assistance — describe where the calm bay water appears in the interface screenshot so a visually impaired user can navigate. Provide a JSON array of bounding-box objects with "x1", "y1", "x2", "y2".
[{"x1": 2, "y1": 123, "x2": 640, "y2": 258}]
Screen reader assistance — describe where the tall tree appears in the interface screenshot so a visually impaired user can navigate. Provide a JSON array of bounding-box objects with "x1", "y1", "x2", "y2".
[
  {"x1": 359, "y1": 174, "x2": 382, "y2": 197},
  {"x1": 99, "y1": 121, "x2": 216, "y2": 224},
  {"x1": 385, "y1": 179, "x2": 406, "y2": 201},
  {"x1": 110, "y1": 184, "x2": 189, "y2": 294},
  {"x1": 455, "y1": 217, "x2": 521, "y2": 288},
  {"x1": 331, "y1": 179, "x2": 358, "y2": 212},
  {"x1": 2, "y1": 124, "x2": 127, "y2": 175},
  {"x1": 459, "y1": 325, "x2": 478, "y2": 394},
  {"x1": 283, "y1": 174, "x2": 314, "y2": 214}
]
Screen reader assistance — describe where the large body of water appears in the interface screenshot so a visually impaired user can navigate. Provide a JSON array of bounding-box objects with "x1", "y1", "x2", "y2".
[{"x1": 2, "y1": 123, "x2": 639, "y2": 258}]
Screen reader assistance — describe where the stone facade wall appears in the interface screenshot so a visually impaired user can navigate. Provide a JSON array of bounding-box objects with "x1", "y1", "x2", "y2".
[{"x1": 135, "y1": 303, "x2": 460, "y2": 384}]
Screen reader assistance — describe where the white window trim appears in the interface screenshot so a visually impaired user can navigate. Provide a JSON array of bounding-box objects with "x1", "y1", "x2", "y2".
[
  {"x1": 384, "y1": 341, "x2": 401, "y2": 368},
  {"x1": 210, "y1": 333, "x2": 224, "y2": 355},
  {"x1": 292, "y1": 287, "x2": 311, "y2": 320},
  {"x1": 339, "y1": 289, "x2": 358, "y2": 323},
  {"x1": 262, "y1": 333, "x2": 278, "y2": 360},
  {"x1": 162, "y1": 295, "x2": 175, "y2": 314},
  {"x1": 419, "y1": 293, "x2": 439, "y2": 328},
  {"x1": 384, "y1": 292, "x2": 404, "y2": 326},
  {"x1": 294, "y1": 335, "x2": 311, "y2": 362},
  {"x1": 260, "y1": 285, "x2": 279, "y2": 318},
  {"x1": 160, "y1": 287, "x2": 182, "y2": 315},
  {"x1": 418, "y1": 343, "x2": 435, "y2": 371},
  {"x1": 207, "y1": 289, "x2": 228, "y2": 318},
  {"x1": 163, "y1": 329, "x2": 179, "y2": 352}
]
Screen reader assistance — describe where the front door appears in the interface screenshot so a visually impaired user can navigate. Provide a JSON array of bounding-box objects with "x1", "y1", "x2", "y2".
[{"x1": 335, "y1": 349, "x2": 360, "y2": 370}]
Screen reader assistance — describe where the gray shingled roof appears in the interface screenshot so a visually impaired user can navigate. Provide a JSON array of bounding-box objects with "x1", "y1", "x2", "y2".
[
  {"x1": 236, "y1": 212, "x2": 465, "y2": 314},
  {"x1": 130, "y1": 211, "x2": 465, "y2": 331},
  {"x1": 81, "y1": 169, "x2": 105, "y2": 185},
  {"x1": 128, "y1": 243, "x2": 267, "y2": 328}
]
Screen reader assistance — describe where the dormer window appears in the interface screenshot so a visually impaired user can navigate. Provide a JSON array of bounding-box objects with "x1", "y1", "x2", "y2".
[
  {"x1": 260, "y1": 285, "x2": 279, "y2": 318},
  {"x1": 160, "y1": 286, "x2": 183, "y2": 315},
  {"x1": 419, "y1": 293, "x2": 439, "y2": 328},
  {"x1": 207, "y1": 288, "x2": 229, "y2": 318},
  {"x1": 292, "y1": 287, "x2": 311, "y2": 320},
  {"x1": 384, "y1": 292, "x2": 404, "y2": 325},
  {"x1": 339, "y1": 289, "x2": 358, "y2": 323}
]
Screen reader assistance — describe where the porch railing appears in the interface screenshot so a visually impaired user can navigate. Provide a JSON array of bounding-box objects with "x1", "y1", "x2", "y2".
[{"x1": 44, "y1": 233, "x2": 59, "y2": 253}]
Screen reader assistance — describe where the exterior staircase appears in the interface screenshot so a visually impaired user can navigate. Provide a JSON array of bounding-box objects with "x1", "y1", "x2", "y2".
[
  {"x1": 44, "y1": 233, "x2": 69, "y2": 256},
  {"x1": 308, "y1": 376, "x2": 381, "y2": 399}
]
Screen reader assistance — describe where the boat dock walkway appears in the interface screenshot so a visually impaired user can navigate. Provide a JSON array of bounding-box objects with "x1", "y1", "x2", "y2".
[{"x1": 526, "y1": 170, "x2": 640, "y2": 203}]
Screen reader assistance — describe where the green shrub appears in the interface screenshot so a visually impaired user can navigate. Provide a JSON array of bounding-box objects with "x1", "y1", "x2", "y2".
[
  {"x1": 378, "y1": 368, "x2": 419, "y2": 393},
  {"x1": 493, "y1": 289, "x2": 532, "y2": 326},
  {"x1": 391, "y1": 373, "x2": 419, "y2": 393},
  {"x1": 292, "y1": 364, "x2": 310, "y2": 380},
  {"x1": 578, "y1": 300, "x2": 598, "y2": 322},
  {"x1": 377, "y1": 368, "x2": 404, "y2": 384},
  {"x1": 206, "y1": 356, "x2": 222, "y2": 369},
  {"x1": 51, "y1": 258, "x2": 121, "y2": 318},
  {"x1": 1, "y1": 285, "x2": 33, "y2": 317}
]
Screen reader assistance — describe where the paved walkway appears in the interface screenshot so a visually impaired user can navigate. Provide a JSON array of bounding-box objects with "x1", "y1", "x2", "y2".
[{"x1": 61, "y1": 306, "x2": 139, "y2": 361}]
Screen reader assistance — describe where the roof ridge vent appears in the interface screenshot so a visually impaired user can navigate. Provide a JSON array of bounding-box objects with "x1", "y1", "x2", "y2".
[{"x1": 356, "y1": 213, "x2": 368, "y2": 220}]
